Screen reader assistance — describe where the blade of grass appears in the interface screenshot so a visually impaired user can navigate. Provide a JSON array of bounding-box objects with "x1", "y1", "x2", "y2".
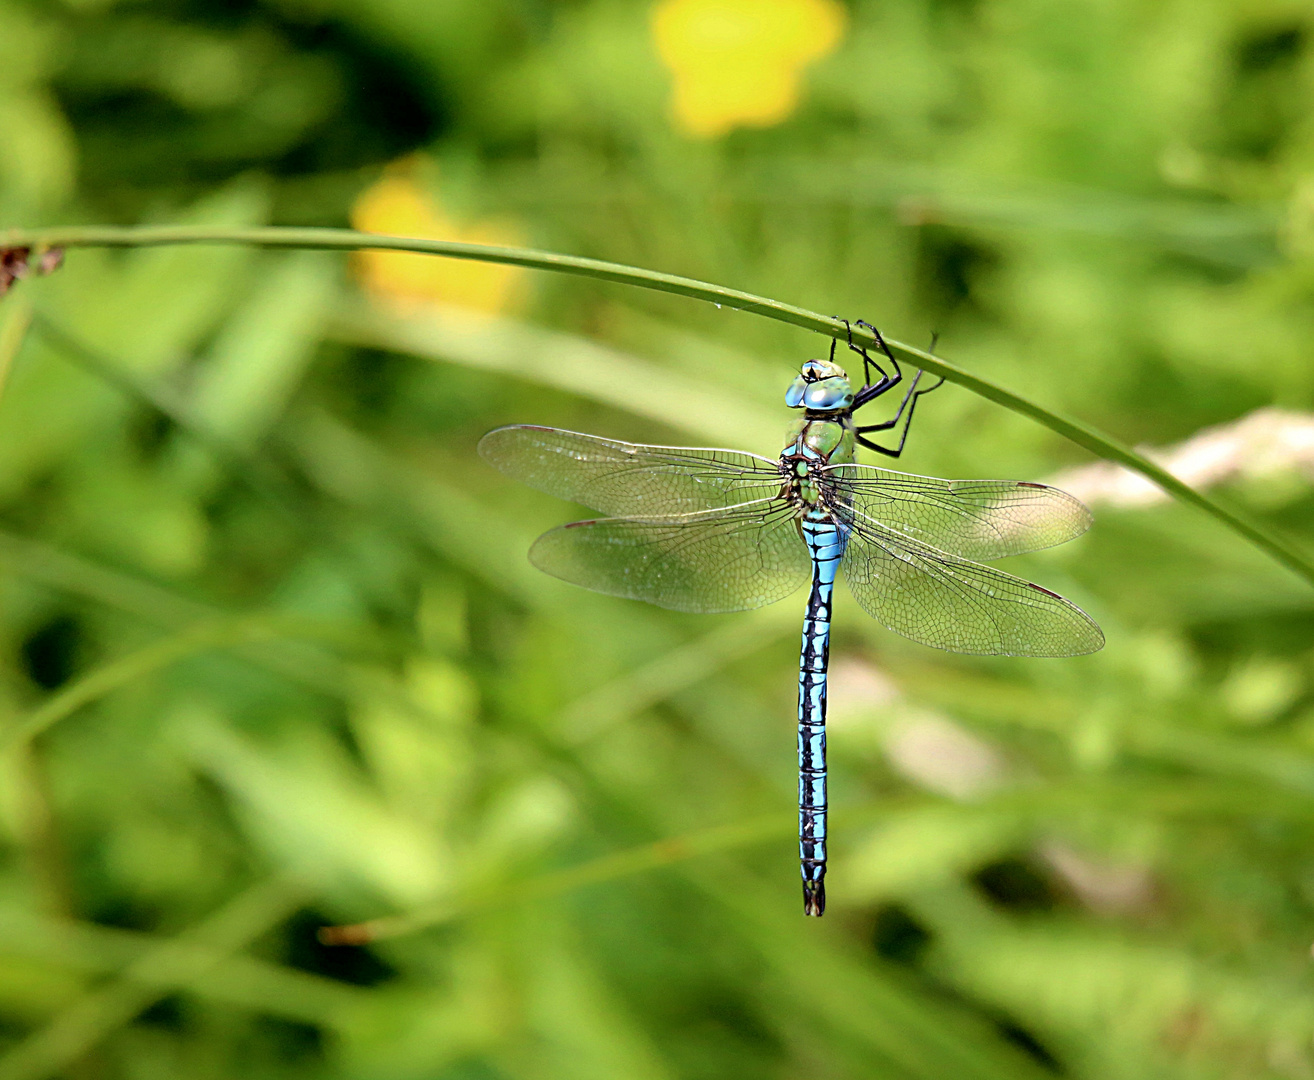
[
  {"x1": 0, "y1": 530, "x2": 364, "y2": 697},
  {"x1": 0, "y1": 529, "x2": 218, "y2": 626},
  {"x1": 327, "y1": 299, "x2": 783, "y2": 448},
  {"x1": 30, "y1": 313, "x2": 310, "y2": 522},
  {"x1": 557, "y1": 605, "x2": 797, "y2": 746},
  {"x1": 0, "y1": 908, "x2": 368, "y2": 1027},
  {"x1": 2, "y1": 619, "x2": 271, "y2": 750},
  {"x1": 0, "y1": 292, "x2": 32, "y2": 402},
  {"x1": 0, "y1": 877, "x2": 305, "y2": 1080},
  {"x1": 0, "y1": 614, "x2": 377, "y2": 753},
  {"x1": 320, "y1": 811, "x2": 793, "y2": 945},
  {"x1": 4, "y1": 224, "x2": 1311, "y2": 587},
  {"x1": 287, "y1": 408, "x2": 552, "y2": 603}
]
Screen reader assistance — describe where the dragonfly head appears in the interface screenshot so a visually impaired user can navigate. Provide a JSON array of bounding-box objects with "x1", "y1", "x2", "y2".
[{"x1": 786, "y1": 359, "x2": 854, "y2": 413}]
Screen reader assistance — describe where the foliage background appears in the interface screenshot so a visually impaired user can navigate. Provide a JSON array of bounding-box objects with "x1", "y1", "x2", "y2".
[{"x1": 3, "y1": 0, "x2": 1314, "y2": 1077}]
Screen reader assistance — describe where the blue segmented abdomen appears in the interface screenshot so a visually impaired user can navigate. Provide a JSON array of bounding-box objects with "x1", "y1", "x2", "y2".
[{"x1": 798, "y1": 510, "x2": 848, "y2": 917}]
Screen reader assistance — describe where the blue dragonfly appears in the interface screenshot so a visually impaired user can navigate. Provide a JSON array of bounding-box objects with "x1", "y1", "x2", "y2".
[{"x1": 479, "y1": 321, "x2": 1102, "y2": 916}]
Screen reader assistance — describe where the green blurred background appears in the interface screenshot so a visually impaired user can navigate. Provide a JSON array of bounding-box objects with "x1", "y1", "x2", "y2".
[{"x1": 4, "y1": 0, "x2": 1314, "y2": 1077}]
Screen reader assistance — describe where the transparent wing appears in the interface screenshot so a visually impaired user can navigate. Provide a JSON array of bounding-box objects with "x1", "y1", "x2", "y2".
[
  {"x1": 841, "y1": 515, "x2": 1103, "y2": 657},
  {"x1": 824, "y1": 464, "x2": 1092, "y2": 561},
  {"x1": 529, "y1": 501, "x2": 809, "y2": 613},
  {"x1": 479, "y1": 426, "x2": 785, "y2": 520}
]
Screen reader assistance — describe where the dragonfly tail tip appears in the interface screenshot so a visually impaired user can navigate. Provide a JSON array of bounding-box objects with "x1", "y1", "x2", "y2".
[{"x1": 802, "y1": 879, "x2": 826, "y2": 917}]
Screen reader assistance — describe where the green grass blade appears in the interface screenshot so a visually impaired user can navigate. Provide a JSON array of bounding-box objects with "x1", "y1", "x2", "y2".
[
  {"x1": 2, "y1": 616, "x2": 355, "y2": 751},
  {"x1": 0, "y1": 878, "x2": 305, "y2": 1080}
]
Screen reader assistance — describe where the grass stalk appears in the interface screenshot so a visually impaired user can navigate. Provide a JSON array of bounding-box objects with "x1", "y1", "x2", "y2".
[{"x1": 3, "y1": 224, "x2": 1310, "y2": 587}]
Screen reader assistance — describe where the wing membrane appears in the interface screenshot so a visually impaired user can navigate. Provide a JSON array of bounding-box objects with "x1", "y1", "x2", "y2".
[
  {"x1": 841, "y1": 516, "x2": 1103, "y2": 657},
  {"x1": 529, "y1": 502, "x2": 809, "y2": 613},
  {"x1": 825, "y1": 464, "x2": 1092, "y2": 560},
  {"x1": 479, "y1": 426, "x2": 785, "y2": 520}
]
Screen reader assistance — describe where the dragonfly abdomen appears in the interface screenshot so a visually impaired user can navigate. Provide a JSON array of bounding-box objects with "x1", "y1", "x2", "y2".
[{"x1": 798, "y1": 510, "x2": 848, "y2": 917}]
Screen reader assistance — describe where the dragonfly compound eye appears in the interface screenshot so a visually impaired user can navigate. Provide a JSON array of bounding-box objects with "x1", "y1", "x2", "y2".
[
  {"x1": 801, "y1": 377, "x2": 854, "y2": 412},
  {"x1": 787, "y1": 361, "x2": 853, "y2": 410}
]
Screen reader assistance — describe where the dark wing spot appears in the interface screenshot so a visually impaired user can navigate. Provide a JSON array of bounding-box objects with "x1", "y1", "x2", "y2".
[
  {"x1": 563, "y1": 519, "x2": 601, "y2": 529},
  {"x1": 1028, "y1": 583, "x2": 1061, "y2": 598},
  {"x1": 1017, "y1": 482, "x2": 1046, "y2": 489}
]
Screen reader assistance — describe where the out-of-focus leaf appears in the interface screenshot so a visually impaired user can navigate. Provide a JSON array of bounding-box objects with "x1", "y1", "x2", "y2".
[
  {"x1": 0, "y1": 907, "x2": 369, "y2": 1027},
  {"x1": 841, "y1": 805, "x2": 1025, "y2": 904},
  {"x1": 328, "y1": 299, "x2": 782, "y2": 448},
  {"x1": 918, "y1": 886, "x2": 1314, "y2": 1080},
  {"x1": 186, "y1": 251, "x2": 334, "y2": 448},
  {"x1": 0, "y1": 878, "x2": 304, "y2": 1080},
  {"x1": 182, "y1": 710, "x2": 452, "y2": 908},
  {"x1": 0, "y1": 7, "x2": 74, "y2": 217}
]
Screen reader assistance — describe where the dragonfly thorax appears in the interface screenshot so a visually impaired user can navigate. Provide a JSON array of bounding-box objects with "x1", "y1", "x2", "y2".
[
  {"x1": 782, "y1": 414, "x2": 856, "y2": 508},
  {"x1": 786, "y1": 414, "x2": 856, "y2": 465}
]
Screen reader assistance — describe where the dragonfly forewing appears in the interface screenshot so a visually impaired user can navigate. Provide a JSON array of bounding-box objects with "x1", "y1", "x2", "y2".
[
  {"x1": 840, "y1": 515, "x2": 1104, "y2": 657},
  {"x1": 479, "y1": 426, "x2": 786, "y2": 520},
  {"x1": 825, "y1": 464, "x2": 1092, "y2": 561},
  {"x1": 529, "y1": 502, "x2": 810, "y2": 613}
]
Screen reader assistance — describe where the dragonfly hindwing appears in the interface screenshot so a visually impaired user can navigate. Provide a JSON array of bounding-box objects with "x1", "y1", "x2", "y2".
[
  {"x1": 840, "y1": 515, "x2": 1104, "y2": 657},
  {"x1": 529, "y1": 503, "x2": 810, "y2": 613}
]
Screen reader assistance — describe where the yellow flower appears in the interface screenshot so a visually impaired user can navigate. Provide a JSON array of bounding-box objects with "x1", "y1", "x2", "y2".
[
  {"x1": 351, "y1": 164, "x2": 524, "y2": 314},
  {"x1": 652, "y1": 0, "x2": 845, "y2": 139}
]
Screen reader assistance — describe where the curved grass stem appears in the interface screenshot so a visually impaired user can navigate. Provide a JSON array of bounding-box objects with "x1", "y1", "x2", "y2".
[
  {"x1": 0, "y1": 614, "x2": 371, "y2": 753},
  {"x1": 5, "y1": 224, "x2": 1311, "y2": 586}
]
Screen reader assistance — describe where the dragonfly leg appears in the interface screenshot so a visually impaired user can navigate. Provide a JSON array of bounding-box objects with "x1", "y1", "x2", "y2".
[
  {"x1": 849, "y1": 319, "x2": 903, "y2": 407},
  {"x1": 854, "y1": 362, "x2": 946, "y2": 458}
]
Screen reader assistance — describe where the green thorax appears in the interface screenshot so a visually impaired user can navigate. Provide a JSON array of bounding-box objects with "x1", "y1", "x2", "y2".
[
  {"x1": 788, "y1": 415, "x2": 855, "y2": 464},
  {"x1": 786, "y1": 416, "x2": 855, "y2": 504}
]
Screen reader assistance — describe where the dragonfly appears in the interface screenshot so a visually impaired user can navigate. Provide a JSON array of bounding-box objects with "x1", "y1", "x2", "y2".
[{"x1": 479, "y1": 320, "x2": 1103, "y2": 916}]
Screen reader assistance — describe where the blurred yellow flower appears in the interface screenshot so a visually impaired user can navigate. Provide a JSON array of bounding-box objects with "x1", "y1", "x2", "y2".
[
  {"x1": 351, "y1": 166, "x2": 524, "y2": 314},
  {"x1": 652, "y1": 0, "x2": 845, "y2": 139}
]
